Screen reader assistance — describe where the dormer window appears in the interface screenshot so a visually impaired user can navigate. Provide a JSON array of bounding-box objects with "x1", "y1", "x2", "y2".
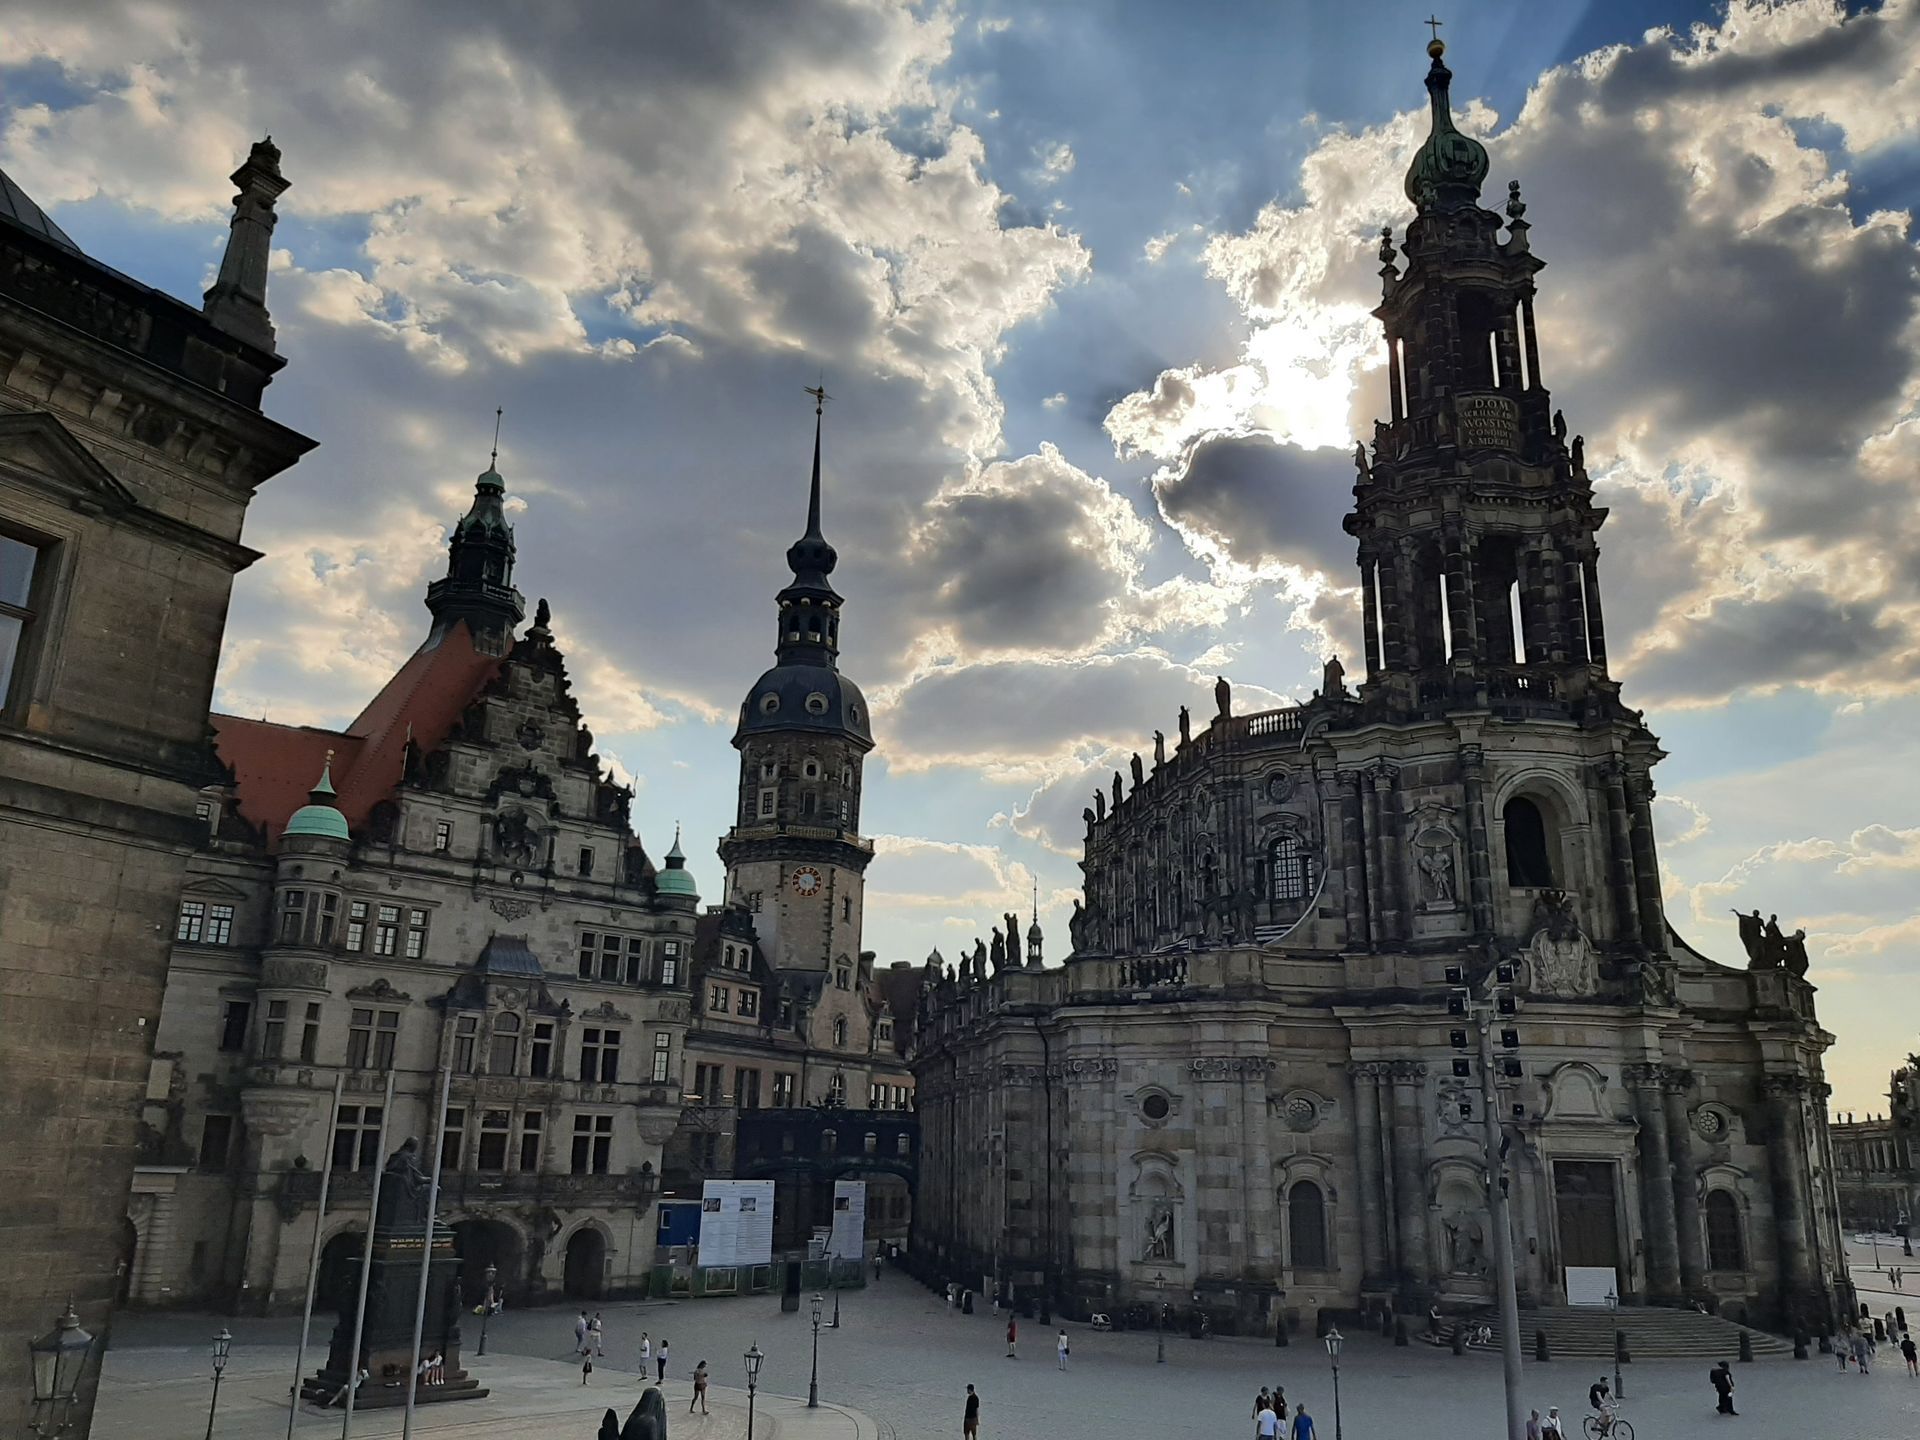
[
  {"x1": 759, "y1": 693, "x2": 780, "y2": 715},
  {"x1": 803, "y1": 759, "x2": 821, "y2": 780},
  {"x1": 805, "y1": 693, "x2": 829, "y2": 716}
]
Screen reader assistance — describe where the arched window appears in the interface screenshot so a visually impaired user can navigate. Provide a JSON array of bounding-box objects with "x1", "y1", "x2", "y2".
[
  {"x1": 488, "y1": 1013, "x2": 521, "y2": 1076},
  {"x1": 827, "y1": 1071, "x2": 846, "y2": 1105},
  {"x1": 1201, "y1": 851, "x2": 1220, "y2": 898},
  {"x1": 820, "y1": 1128, "x2": 837, "y2": 1154},
  {"x1": 1269, "y1": 834, "x2": 1311, "y2": 902},
  {"x1": 1287, "y1": 1180, "x2": 1329, "y2": 1269},
  {"x1": 1705, "y1": 1190, "x2": 1745, "y2": 1272},
  {"x1": 832, "y1": 1016, "x2": 848, "y2": 1047},
  {"x1": 864, "y1": 1132, "x2": 878, "y2": 1155},
  {"x1": 1503, "y1": 796, "x2": 1555, "y2": 888}
]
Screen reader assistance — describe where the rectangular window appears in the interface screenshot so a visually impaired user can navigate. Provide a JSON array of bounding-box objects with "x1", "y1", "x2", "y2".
[
  {"x1": 197, "y1": 1115, "x2": 234, "y2": 1171},
  {"x1": 0, "y1": 532, "x2": 46, "y2": 713},
  {"x1": 772, "y1": 1072, "x2": 795, "y2": 1108},
  {"x1": 453, "y1": 1014, "x2": 478, "y2": 1072},
  {"x1": 405, "y1": 908, "x2": 429, "y2": 959},
  {"x1": 262, "y1": 999, "x2": 287, "y2": 1058},
  {"x1": 278, "y1": 890, "x2": 306, "y2": 943},
  {"x1": 660, "y1": 950, "x2": 679, "y2": 986},
  {"x1": 708, "y1": 984, "x2": 730, "y2": 1015},
  {"x1": 737, "y1": 1068, "x2": 760, "y2": 1109},
  {"x1": 330, "y1": 1104, "x2": 384, "y2": 1172},
  {"x1": 176, "y1": 899, "x2": 205, "y2": 943},
  {"x1": 580, "y1": 1028, "x2": 622, "y2": 1084},
  {"x1": 300, "y1": 1002, "x2": 321, "y2": 1063},
  {"x1": 519, "y1": 1112, "x2": 542, "y2": 1172},
  {"x1": 373, "y1": 904, "x2": 400, "y2": 956},
  {"x1": 218, "y1": 1000, "x2": 251, "y2": 1053},
  {"x1": 207, "y1": 904, "x2": 234, "y2": 946},
  {"x1": 433, "y1": 820, "x2": 452, "y2": 852},
  {"x1": 441, "y1": 1107, "x2": 465, "y2": 1170},
  {"x1": 578, "y1": 931, "x2": 596, "y2": 980},
  {"x1": 758, "y1": 789, "x2": 775, "y2": 818},
  {"x1": 578, "y1": 846, "x2": 595, "y2": 876},
  {"x1": 489, "y1": 1015, "x2": 520, "y2": 1075},
  {"x1": 600, "y1": 932, "x2": 621, "y2": 982},
  {"x1": 476, "y1": 1109, "x2": 510, "y2": 1172},
  {"x1": 651, "y1": 1031, "x2": 671, "y2": 1083},
  {"x1": 571, "y1": 1114, "x2": 613, "y2": 1175},
  {"x1": 346, "y1": 900, "x2": 368, "y2": 952},
  {"x1": 347, "y1": 1007, "x2": 399, "y2": 1069},
  {"x1": 737, "y1": 990, "x2": 759, "y2": 1019},
  {"x1": 869, "y1": 1082, "x2": 882, "y2": 1109},
  {"x1": 530, "y1": 1021, "x2": 554, "y2": 1079},
  {"x1": 625, "y1": 936, "x2": 647, "y2": 985},
  {"x1": 316, "y1": 893, "x2": 338, "y2": 946}
]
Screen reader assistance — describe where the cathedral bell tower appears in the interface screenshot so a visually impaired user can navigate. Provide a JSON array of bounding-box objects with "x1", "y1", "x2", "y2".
[
  {"x1": 1352, "y1": 35, "x2": 1614, "y2": 721},
  {"x1": 718, "y1": 391, "x2": 875, "y2": 972}
]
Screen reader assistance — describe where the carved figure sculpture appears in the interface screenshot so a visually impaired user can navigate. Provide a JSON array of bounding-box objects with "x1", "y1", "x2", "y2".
[
  {"x1": 1153, "y1": 730, "x2": 1166, "y2": 767},
  {"x1": 493, "y1": 807, "x2": 540, "y2": 866},
  {"x1": 989, "y1": 930, "x2": 1005, "y2": 975},
  {"x1": 1068, "y1": 898, "x2": 1088, "y2": 953},
  {"x1": 1215, "y1": 675, "x2": 1232, "y2": 718},
  {"x1": 375, "y1": 1138, "x2": 432, "y2": 1234},
  {"x1": 1322, "y1": 654, "x2": 1347, "y2": 697},
  {"x1": 1418, "y1": 847, "x2": 1456, "y2": 905},
  {"x1": 1142, "y1": 1203, "x2": 1175, "y2": 1262},
  {"x1": 1784, "y1": 929, "x2": 1810, "y2": 977},
  {"x1": 600, "y1": 1387, "x2": 669, "y2": 1440},
  {"x1": 1733, "y1": 908, "x2": 1764, "y2": 965},
  {"x1": 1130, "y1": 753, "x2": 1144, "y2": 788},
  {"x1": 1178, "y1": 706, "x2": 1191, "y2": 746}
]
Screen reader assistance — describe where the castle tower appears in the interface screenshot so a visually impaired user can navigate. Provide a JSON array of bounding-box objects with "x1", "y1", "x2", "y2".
[
  {"x1": 424, "y1": 450, "x2": 526, "y2": 655},
  {"x1": 718, "y1": 392, "x2": 875, "y2": 971}
]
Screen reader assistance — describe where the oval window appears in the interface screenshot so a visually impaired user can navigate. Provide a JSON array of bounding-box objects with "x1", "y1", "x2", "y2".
[
  {"x1": 1141, "y1": 1092, "x2": 1170, "y2": 1121},
  {"x1": 759, "y1": 693, "x2": 780, "y2": 715},
  {"x1": 805, "y1": 692, "x2": 830, "y2": 716}
]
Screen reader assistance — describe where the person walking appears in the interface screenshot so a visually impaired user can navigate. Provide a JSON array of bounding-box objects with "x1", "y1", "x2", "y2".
[
  {"x1": 1853, "y1": 1331, "x2": 1872, "y2": 1374},
  {"x1": 657, "y1": 1338, "x2": 670, "y2": 1383},
  {"x1": 1056, "y1": 1329, "x2": 1069, "y2": 1370},
  {"x1": 963, "y1": 1384, "x2": 980, "y2": 1440},
  {"x1": 1254, "y1": 1398, "x2": 1280, "y2": 1440},
  {"x1": 574, "y1": 1310, "x2": 590, "y2": 1355},
  {"x1": 590, "y1": 1312, "x2": 605, "y2": 1357},
  {"x1": 1253, "y1": 1388, "x2": 1271, "y2": 1421},
  {"x1": 1541, "y1": 1406, "x2": 1565, "y2": 1437},
  {"x1": 1271, "y1": 1386, "x2": 1287, "y2": 1422},
  {"x1": 690, "y1": 1360, "x2": 709, "y2": 1414},
  {"x1": 1289, "y1": 1403, "x2": 1315, "y2": 1440},
  {"x1": 581, "y1": 1351, "x2": 594, "y2": 1385},
  {"x1": 1005, "y1": 1316, "x2": 1017, "y2": 1359},
  {"x1": 1838, "y1": 1327, "x2": 1852, "y2": 1370},
  {"x1": 638, "y1": 1332, "x2": 652, "y2": 1380},
  {"x1": 1711, "y1": 1359, "x2": 1737, "y2": 1415},
  {"x1": 1526, "y1": 1410, "x2": 1542, "y2": 1440},
  {"x1": 1901, "y1": 1332, "x2": 1918, "y2": 1376}
]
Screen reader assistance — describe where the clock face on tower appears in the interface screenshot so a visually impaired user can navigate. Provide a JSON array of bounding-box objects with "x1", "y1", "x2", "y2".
[{"x1": 790, "y1": 866, "x2": 823, "y2": 897}]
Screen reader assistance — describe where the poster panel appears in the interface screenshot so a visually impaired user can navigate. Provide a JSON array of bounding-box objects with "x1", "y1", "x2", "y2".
[
  {"x1": 700, "y1": 1179, "x2": 776, "y2": 1266},
  {"x1": 828, "y1": 1179, "x2": 866, "y2": 1260}
]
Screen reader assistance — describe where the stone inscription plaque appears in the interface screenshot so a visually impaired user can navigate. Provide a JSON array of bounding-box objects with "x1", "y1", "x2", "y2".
[{"x1": 1457, "y1": 393, "x2": 1519, "y2": 451}]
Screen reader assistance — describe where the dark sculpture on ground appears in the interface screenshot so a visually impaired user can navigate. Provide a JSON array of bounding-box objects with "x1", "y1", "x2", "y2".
[{"x1": 600, "y1": 1388, "x2": 668, "y2": 1440}]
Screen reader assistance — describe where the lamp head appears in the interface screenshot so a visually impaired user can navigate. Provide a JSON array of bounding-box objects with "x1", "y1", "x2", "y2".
[{"x1": 212, "y1": 1327, "x2": 233, "y2": 1373}]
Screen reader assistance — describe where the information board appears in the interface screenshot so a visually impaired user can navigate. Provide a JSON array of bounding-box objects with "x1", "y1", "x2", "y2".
[
  {"x1": 828, "y1": 1179, "x2": 867, "y2": 1260},
  {"x1": 699, "y1": 1179, "x2": 775, "y2": 1267}
]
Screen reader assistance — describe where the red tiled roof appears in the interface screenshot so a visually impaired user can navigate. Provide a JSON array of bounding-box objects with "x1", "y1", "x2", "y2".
[{"x1": 212, "y1": 622, "x2": 504, "y2": 842}]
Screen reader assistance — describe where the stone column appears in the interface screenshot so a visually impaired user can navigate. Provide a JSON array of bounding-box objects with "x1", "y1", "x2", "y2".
[
  {"x1": 1338, "y1": 771, "x2": 1371, "y2": 948},
  {"x1": 1370, "y1": 765, "x2": 1402, "y2": 945},
  {"x1": 1378, "y1": 542, "x2": 1410, "y2": 672},
  {"x1": 1581, "y1": 553, "x2": 1609, "y2": 672},
  {"x1": 1663, "y1": 1073, "x2": 1706, "y2": 1296},
  {"x1": 1520, "y1": 294, "x2": 1543, "y2": 392},
  {"x1": 1362, "y1": 773, "x2": 1387, "y2": 951},
  {"x1": 1624, "y1": 772, "x2": 1668, "y2": 954},
  {"x1": 1389, "y1": 1061, "x2": 1430, "y2": 1296},
  {"x1": 1361, "y1": 555, "x2": 1383, "y2": 677},
  {"x1": 1459, "y1": 746, "x2": 1494, "y2": 935},
  {"x1": 1764, "y1": 1074, "x2": 1818, "y2": 1319},
  {"x1": 1539, "y1": 538, "x2": 1571, "y2": 662},
  {"x1": 1628, "y1": 1065, "x2": 1681, "y2": 1301},
  {"x1": 1349, "y1": 1062, "x2": 1393, "y2": 1290},
  {"x1": 1442, "y1": 533, "x2": 1474, "y2": 667},
  {"x1": 1243, "y1": 1076, "x2": 1280, "y2": 1284},
  {"x1": 1597, "y1": 762, "x2": 1639, "y2": 949},
  {"x1": 1519, "y1": 547, "x2": 1551, "y2": 664}
]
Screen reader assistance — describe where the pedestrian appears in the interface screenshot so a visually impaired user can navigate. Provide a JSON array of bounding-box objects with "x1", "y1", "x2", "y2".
[
  {"x1": 1005, "y1": 1316, "x2": 1017, "y2": 1359},
  {"x1": 1711, "y1": 1359, "x2": 1736, "y2": 1415},
  {"x1": 1253, "y1": 1388, "x2": 1270, "y2": 1420},
  {"x1": 1526, "y1": 1410, "x2": 1542, "y2": 1440},
  {"x1": 963, "y1": 1383, "x2": 980, "y2": 1440},
  {"x1": 657, "y1": 1338, "x2": 670, "y2": 1383},
  {"x1": 1902, "y1": 1333, "x2": 1918, "y2": 1376},
  {"x1": 582, "y1": 1352, "x2": 594, "y2": 1385},
  {"x1": 690, "y1": 1360, "x2": 709, "y2": 1414},
  {"x1": 1057, "y1": 1329, "x2": 1069, "y2": 1370},
  {"x1": 591, "y1": 1311, "x2": 605, "y2": 1357},
  {"x1": 574, "y1": 1310, "x2": 590, "y2": 1355},
  {"x1": 1272, "y1": 1386, "x2": 1287, "y2": 1421},
  {"x1": 638, "y1": 1332, "x2": 651, "y2": 1379},
  {"x1": 1541, "y1": 1406, "x2": 1564, "y2": 1437},
  {"x1": 1854, "y1": 1331, "x2": 1872, "y2": 1374},
  {"x1": 1290, "y1": 1402, "x2": 1315, "y2": 1440},
  {"x1": 1254, "y1": 1399, "x2": 1280, "y2": 1440},
  {"x1": 992, "y1": 1288, "x2": 1001, "y2": 1318}
]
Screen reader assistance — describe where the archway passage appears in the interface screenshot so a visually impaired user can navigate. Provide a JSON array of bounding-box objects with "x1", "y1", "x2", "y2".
[
  {"x1": 1503, "y1": 795, "x2": 1555, "y2": 887},
  {"x1": 452, "y1": 1217, "x2": 525, "y2": 1304},
  {"x1": 563, "y1": 1227, "x2": 606, "y2": 1300},
  {"x1": 317, "y1": 1230, "x2": 365, "y2": 1315}
]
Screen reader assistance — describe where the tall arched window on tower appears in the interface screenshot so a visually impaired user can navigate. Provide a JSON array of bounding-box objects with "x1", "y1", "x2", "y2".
[
  {"x1": 1268, "y1": 834, "x2": 1311, "y2": 903},
  {"x1": 1287, "y1": 1180, "x2": 1329, "y2": 1269},
  {"x1": 1502, "y1": 796, "x2": 1555, "y2": 888},
  {"x1": 1705, "y1": 1189, "x2": 1745, "y2": 1271}
]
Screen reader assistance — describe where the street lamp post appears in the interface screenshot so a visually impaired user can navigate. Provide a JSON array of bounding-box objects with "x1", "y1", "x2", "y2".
[
  {"x1": 808, "y1": 1291, "x2": 823, "y2": 1408},
  {"x1": 1323, "y1": 1326, "x2": 1344, "y2": 1440},
  {"x1": 743, "y1": 1342, "x2": 764, "y2": 1440},
  {"x1": 1153, "y1": 1270, "x2": 1166, "y2": 1365},
  {"x1": 27, "y1": 1298, "x2": 97, "y2": 1438},
  {"x1": 1605, "y1": 1288, "x2": 1625, "y2": 1400},
  {"x1": 205, "y1": 1328, "x2": 232, "y2": 1440},
  {"x1": 477, "y1": 1265, "x2": 497, "y2": 1357}
]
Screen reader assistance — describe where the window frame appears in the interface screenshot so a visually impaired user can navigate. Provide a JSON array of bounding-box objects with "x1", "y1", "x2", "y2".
[{"x1": 0, "y1": 525, "x2": 53, "y2": 719}]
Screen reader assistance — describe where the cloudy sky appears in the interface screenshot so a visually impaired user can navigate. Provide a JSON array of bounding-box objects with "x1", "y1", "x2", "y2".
[{"x1": 8, "y1": 0, "x2": 1918, "y2": 1110}]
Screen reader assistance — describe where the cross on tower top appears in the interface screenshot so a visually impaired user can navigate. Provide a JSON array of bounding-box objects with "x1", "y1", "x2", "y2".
[{"x1": 1425, "y1": 15, "x2": 1443, "y2": 42}]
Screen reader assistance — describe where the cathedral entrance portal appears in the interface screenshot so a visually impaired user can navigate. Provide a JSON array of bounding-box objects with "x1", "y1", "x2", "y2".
[{"x1": 1553, "y1": 1160, "x2": 1621, "y2": 1302}]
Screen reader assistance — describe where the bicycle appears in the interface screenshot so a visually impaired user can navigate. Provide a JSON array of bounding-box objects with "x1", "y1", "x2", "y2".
[{"x1": 1580, "y1": 1409, "x2": 1633, "y2": 1440}]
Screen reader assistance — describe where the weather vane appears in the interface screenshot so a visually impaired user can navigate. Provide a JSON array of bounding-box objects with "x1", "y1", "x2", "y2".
[
  {"x1": 490, "y1": 406, "x2": 503, "y2": 467},
  {"x1": 803, "y1": 381, "x2": 831, "y2": 414}
]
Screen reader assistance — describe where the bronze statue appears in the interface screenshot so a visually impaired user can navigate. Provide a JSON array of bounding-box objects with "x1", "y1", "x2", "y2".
[
  {"x1": 1322, "y1": 654, "x2": 1347, "y2": 697},
  {"x1": 1733, "y1": 908, "x2": 1764, "y2": 965},
  {"x1": 1784, "y1": 929, "x2": 1810, "y2": 977},
  {"x1": 375, "y1": 1138, "x2": 432, "y2": 1234},
  {"x1": 1215, "y1": 674, "x2": 1232, "y2": 718}
]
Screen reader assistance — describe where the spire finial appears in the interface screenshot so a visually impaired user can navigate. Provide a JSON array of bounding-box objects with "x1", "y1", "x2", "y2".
[
  {"x1": 801, "y1": 381, "x2": 831, "y2": 540},
  {"x1": 1425, "y1": 14, "x2": 1444, "y2": 55},
  {"x1": 490, "y1": 406, "x2": 503, "y2": 469}
]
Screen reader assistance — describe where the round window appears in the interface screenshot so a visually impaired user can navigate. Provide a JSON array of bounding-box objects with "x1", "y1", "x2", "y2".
[
  {"x1": 759, "y1": 693, "x2": 780, "y2": 714},
  {"x1": 805, "y1": 692, "x2": 830, "y2": 715},
  {"x1": 1141, "y1": 1092, "x2": 1170, "y2": 1121}
]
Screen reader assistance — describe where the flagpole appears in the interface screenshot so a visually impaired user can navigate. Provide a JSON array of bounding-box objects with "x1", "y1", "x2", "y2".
[
  {"x1": 401, "y1": 1066, "x2": 453, "y2": 1437},
  {"x1": 288, "y1": 1074, "x2": 346, "y2": 1440},
  {"x1": 342, "y1": 1070, "x2": 396, "y2": 1440}
]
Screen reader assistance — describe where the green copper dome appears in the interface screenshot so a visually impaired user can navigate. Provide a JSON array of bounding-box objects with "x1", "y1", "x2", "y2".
[
  {"x1": 283, "y1": 757, "x2": 350, "y2": 841},
  {"x1": 655, "y1": 828, "x2": 698, "y2": 897},
  {"x1": 1404, "y1": 40, "x2": 1488, "y2": 211}
]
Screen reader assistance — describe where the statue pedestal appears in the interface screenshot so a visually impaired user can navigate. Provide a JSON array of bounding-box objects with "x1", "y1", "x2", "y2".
[{"x1": 301, "y1": 1232, "x2": 488, "y2": 1409}]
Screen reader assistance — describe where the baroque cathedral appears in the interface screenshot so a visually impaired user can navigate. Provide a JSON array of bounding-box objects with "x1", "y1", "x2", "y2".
[{"x1": 908, "y1": 41, "x2": 1844, "y2": 1336}]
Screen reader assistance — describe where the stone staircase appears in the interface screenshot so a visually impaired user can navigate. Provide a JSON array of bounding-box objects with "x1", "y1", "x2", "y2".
[{"x1": 1476, "y1": 1306, "x2": 1794, "y2": 1358}]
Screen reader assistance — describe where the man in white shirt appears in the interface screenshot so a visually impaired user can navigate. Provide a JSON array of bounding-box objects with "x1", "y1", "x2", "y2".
[{"x1": 1255, "y1": 1401, "x2": 1281, "y2": 1440}]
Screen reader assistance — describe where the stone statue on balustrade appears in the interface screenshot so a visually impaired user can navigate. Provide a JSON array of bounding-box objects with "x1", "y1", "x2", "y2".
[{"x1": 1734, "y1": 908, "x2": 1811, "y2": 975}]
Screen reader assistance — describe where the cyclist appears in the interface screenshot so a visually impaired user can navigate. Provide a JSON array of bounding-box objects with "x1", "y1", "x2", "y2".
[{"x1": 1588, "y1": 1377, "x2": 1616, "y2": 1435}]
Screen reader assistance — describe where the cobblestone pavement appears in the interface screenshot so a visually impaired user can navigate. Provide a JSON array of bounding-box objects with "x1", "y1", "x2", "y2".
[{"x1": 106, "y1": 1271, "x2": 1920, "y2": 1440}]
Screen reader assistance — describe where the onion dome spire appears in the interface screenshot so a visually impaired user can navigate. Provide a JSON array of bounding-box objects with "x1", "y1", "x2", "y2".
[{"x1": 1403, "y1": 31, "x2": 1488, "y2": 211}]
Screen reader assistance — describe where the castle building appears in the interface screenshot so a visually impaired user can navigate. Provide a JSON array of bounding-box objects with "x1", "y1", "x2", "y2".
[
  {"x1": 0, "y1": 144, "x2": 314, "y2": 1434},
  {"x1": 661, "y1": 398, "x2": 915, "y2": 1255},
  {"x1": 130, "y1": 461, "x2": 692, "y2": 1313},
  {"x1": 909, "y1": 43, "x2": 1845, "y2": 1336},
  {"x1": 1831, "y1": 1061, "x2": 1918, "y2": 1239}
]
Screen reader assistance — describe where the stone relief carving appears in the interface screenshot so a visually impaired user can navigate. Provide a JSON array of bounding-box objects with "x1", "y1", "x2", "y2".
[
  {"x1": 1417, "y1": 845, "x2": 1457, "y2": 906},
  {"x1": 262, "y1": 958, "x2": 329, "y2": 990},
  {"x1": 493, "y1": 806, "x2": 543, "y2": 866},
  {"x1": 1189, "y1": 1056, "x2": 1275, "y2": 1080},
  {"x1": 1522, "y1": 890, "x2": 1597, "y2": 996},
  {"x1": 579, "y1": 1000, "x2": 633, "y2": 1023},
  {"x1": 345, "y1": 977, "x2": 413, "y2": 1003},
  {"x1": 489, "y1": 897, "x2": 534, "y2": 921},
  {"x1": 1141, "y1": 1202, "x2": 1175, "y2": 1262}
]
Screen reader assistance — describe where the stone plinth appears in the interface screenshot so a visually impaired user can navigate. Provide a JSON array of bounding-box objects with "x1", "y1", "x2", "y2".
[{"x1": 301, "y1": 1231, "x2": 487, "y2": 1407}]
